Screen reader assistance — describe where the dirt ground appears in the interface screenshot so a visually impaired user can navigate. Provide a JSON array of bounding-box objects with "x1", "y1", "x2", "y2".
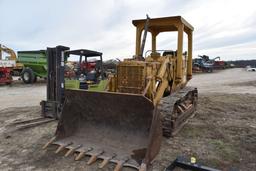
[
  {"x1": 0, "y1": 68, "x2": 256, "y2": 171},
  {"x1": 0, "y1": 79, "x2": 46, "y2": 110}
]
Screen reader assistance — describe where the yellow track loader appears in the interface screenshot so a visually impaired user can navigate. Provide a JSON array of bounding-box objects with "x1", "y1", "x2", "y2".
[{"x1": 43, "y1": 16, "x2": 198, "y2": 171}]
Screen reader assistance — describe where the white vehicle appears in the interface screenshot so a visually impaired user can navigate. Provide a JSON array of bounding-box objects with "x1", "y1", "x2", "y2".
[
  {"x1": 247, "y1": 67, "x2": 256, "y2": 72},
  {"x1": 0, "y1": 59, "x2": 16, "y2": 67}
]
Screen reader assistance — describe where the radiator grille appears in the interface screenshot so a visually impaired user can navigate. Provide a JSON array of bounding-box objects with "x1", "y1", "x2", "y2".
[{"x1": 117, "y1": 65, "x2": 146, "y2": 94}]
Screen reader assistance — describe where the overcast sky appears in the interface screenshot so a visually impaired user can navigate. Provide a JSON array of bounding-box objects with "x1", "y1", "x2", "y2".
[{"x1": 1, "y1": 0, "x2": 255, "y2": 60}]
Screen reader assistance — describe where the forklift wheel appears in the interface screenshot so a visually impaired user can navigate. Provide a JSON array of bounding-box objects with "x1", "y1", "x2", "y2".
[{"x1": 21, "y1": 68, "x2": 35, "y2": 84}]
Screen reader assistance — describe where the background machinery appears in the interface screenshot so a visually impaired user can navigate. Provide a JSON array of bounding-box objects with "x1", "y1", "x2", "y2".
[
  {"x1": 17, "y1": 49, "x2": 105, "y2": 84},
  {"x1": 0, "y1": 44, "x2": 24, "y2": 74},
  {"x1": 0, "y1": 44, "x2": 17, "y2": 84},
  {"x1": 102, "y1": 59, "x2": 119, "y2": 75},
  {"x1": 193, "y1": 55, "x2": 227, "y2": 73},
  {"x1": 0, "y1": 44, "x2": 48, "y2": 84},
  {"x1": 0, "y1": 67, "x2": 13, "y2": 85},
  {"x1": 212, "y1": 56, "x2": 226, "y2": 69},
  {"x1": 17, "y1": 50, "x2": 47, "y2": 83},
  {"x1": 43, "y1": 16, "x2": 198, "y2": 171},
  {"x1": 192, "y1": 55, "x2": 213, "y2": 73}
]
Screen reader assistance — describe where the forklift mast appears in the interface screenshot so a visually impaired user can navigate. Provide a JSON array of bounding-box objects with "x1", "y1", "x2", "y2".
[{"x1": 41, "y1": 46, "x2": 70, "y2": 119}]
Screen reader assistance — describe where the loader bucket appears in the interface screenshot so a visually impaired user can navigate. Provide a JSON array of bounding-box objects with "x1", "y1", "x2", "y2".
[{"x1": 48, "y1": 89, "x2": 162, "y2": 170}]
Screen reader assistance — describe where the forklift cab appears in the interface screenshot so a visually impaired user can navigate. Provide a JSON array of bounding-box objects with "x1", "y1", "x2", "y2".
[{"x1": 64, "y1": 49, "x2": 105, "y2": 89}]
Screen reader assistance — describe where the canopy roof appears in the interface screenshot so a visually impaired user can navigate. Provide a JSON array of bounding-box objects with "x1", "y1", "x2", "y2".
[
  {"x1": 66, "y1": 49, "x2": 102, "y2": 57},
  {"x1": 132, "y1": 16, "x2": 194, "y2": 34}
]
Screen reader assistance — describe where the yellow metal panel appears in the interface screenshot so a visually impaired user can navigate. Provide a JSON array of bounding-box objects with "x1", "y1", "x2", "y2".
[
  {"x1": 176, "y1": 24, "x2": 184, "y2": 83},
  {"x1": 117, "y1": 62, "x2": 146, "y2": 94},
  {"x1": 187, "y1": 32, "x2": 193, "y2": 79}
]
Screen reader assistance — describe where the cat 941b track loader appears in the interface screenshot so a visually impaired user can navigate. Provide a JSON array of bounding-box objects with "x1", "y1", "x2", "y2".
[{"x1": 43, "y1": 16, "x2": 198, "y2": 171}]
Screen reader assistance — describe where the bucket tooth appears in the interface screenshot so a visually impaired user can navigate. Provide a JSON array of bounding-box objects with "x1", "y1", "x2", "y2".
[
  {"x1": 99, "y1": 158, "x2": 109, "y2": 169},
  {"x1": 99, "y1": 154, "x2": 117, "y2": 169},
  {"x1": 177, "y1": 105, "x2": 184, "y2": 113},
  {"x1": 75, "y1": 151, "x2": 85, "y2": 161},
  {"x1": 180, "y1": 103, "x2": 187, "y2": 109},
  {"x1": 65, "y1": 145, "x2": 82, "y2": 157},
  {"x1": 55, "y1": 142, "x2": 73, "y2": 154},
  {"x1": 75, "y1": 147, "x2": 93, "y2": 161},
  {"x1": 113, "y1": 158, "x2": 129, "y2": 171},
  {"x1": 186, "y1": 104, "x2": 193, "y2": 110},
  {"x1": 138, "y1": 163, "x2": 147, "y2": 171},
  {"x1": 87, "y1": 155, "x2": 97, "y2": 165},
  {"x1": 113, "y1": 161, "x2": 123, "y2": 171},
  {"x1": 87, "y1": 150, "x2": 104, "y2": 165},
  {"x1": 180, "y1": 103, "x2": 193, "y2": 110},
  {"x1": 42, "y1": 137, "x2": 56, "y2": 149}
]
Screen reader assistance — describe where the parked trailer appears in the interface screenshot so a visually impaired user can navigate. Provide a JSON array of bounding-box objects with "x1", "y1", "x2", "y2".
[{"x1": 17, "y1": 50, "x2": 47, "y2": 84}]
